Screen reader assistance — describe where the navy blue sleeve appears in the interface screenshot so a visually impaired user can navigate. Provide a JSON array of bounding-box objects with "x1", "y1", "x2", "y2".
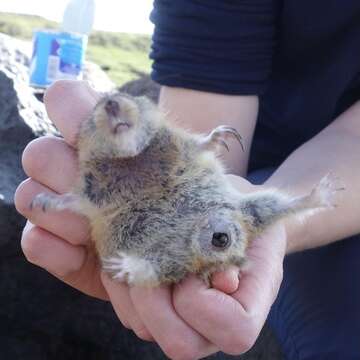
[{"x1": 150, "y1": 0, "x2": 276, "y2": 95}]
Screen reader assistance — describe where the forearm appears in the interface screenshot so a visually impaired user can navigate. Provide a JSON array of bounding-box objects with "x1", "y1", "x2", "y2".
[
  {"x1": 159, "y1": 86, "x2": 259, "y2": 176},
  {"x1": 265, "y1": 101, "x2": 360, "y2": 253}
]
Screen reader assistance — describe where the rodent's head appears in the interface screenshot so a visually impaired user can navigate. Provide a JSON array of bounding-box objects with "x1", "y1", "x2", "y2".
[
  {"x1": 90, "y1": 92, "x2": 161, "y2": 157},
  {"x1": 191, "y1": 207, "x2": 248, "y2": 269}
]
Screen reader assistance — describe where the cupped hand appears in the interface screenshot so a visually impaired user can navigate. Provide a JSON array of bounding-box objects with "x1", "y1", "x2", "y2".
[{"x1": 15, "y1": 80, "x2": 286, "y2": 359}]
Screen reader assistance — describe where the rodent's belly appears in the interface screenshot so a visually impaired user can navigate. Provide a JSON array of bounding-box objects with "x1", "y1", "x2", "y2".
[
  {"x1": 88, "y1": 198, "x2": 147, "y2": 257},
  {"x1": 88, "y1": 204, "x2": 129, "y2": 257}
]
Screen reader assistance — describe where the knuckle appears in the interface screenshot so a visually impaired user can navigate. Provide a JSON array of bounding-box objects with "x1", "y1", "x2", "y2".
[
  {"x1": 121, "y1": 320, "x2": 131, "y2": 330},
  {"x1": 14, "y1": 179, "x2": 31, "y2": 216},
  {"x1": 278, "y1": 263, "x2": 284, "y2": 281},
  {"x1": 221, "y1": 333, "x2": 256, "y2": 355},
  {"x1": 173, "y1": 289, "x2": 191, "y2": 313},
  {"x1": 161, "y1": 340, "x2": 196, "y2": 360},
  {"x1": 21, "y1": 226, "x2": 43, "y2": 264},
  {"x1": 220, "y1": 319, "x2": 258, "y2": 355},
  {"x1": 132, "y1": 326, "x2": 153, "y2": 342},
  {"x1": 114, "y1": 312, "x2": 131, "y2": 330},
  {"x1": 22, "y1": 137, "x2": 53, "y2": 176},
  {"x1": 173, "y1": 283, "x2": 198, "y2": 318},
  {"x1": 22, "y1": 138, "x2": 41, "y2": 174},
  {"x1": 270, "y1": 263, "x2": 284, "y2": 296},
  {"x1": 43, "y1": 80, "x2": 68, "y2": 105}
]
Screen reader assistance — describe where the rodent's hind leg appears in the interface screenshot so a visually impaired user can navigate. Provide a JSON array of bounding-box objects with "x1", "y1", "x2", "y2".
[
  {"x1": 102, "y1": 251, "x2": 160, "y2": 287},
  {"x1": 30, "y1": 192, "x2": 85, "y2": 214},
  {"x1": 239, "y1": 173, "x2": 345, "y2": 231},
  {"x1": 198, "y1": 126, "x2": 244, "y2": 153}
]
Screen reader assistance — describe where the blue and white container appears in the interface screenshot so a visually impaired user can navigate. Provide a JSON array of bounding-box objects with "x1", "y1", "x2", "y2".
[
  {"x1": 29, "y1": 30, "x2": 87, "y2": 87},
  {"x1": 29, "y1": 0, "x2": 95, "y2": 88}
]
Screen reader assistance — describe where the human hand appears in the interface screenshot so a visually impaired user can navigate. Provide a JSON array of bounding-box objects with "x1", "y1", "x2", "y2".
[{"x1": 15, "y1": 80, "x2": 286, "y2": 359}]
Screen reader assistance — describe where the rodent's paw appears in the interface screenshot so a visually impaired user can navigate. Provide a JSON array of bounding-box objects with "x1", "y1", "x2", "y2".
[
  {"x1": 102, "y1": 252, "x2": 160, "y2": 286},
  {"x1": 30, "y1": 193, "x2": 55, "y2": 212},
  {"x1": 29, "y1": 192, "x2": 80, "y2": 213},
  {"x1": 310, "y1": 173, "x2": 345, "y2": 208}
]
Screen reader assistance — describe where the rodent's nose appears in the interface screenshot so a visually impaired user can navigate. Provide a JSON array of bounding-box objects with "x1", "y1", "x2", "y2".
[{"x1": 105, "y1": 99, "x2": 120, "y2": 117}]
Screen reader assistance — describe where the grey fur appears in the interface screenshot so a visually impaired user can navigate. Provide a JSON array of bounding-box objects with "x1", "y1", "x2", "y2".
[{"x1": 31, "y1": 93, "x2": 342, "y2": 286}]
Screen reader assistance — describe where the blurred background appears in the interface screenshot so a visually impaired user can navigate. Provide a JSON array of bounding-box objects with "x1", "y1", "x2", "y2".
[{"x1": 0, "y1": 0, "x2": 153, "y2": 85}]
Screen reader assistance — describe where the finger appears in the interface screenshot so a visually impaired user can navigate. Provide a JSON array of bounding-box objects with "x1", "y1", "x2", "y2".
[
  {"x1": 232, "y1": 224, "x2": 286, "y2": 313},
  {"x1": 22, "y1": 136, "x2": 78, "y2": 194},
  {"x1": 15, "y1": 178, "x2": 89, "y2": 245},
  {"x1": 101, "y1": 274, "x2": 153, "y2": 340},
  {"x1": 130, "y1": 286, "x2": 217, "y2": 360},
  {"x1": 21, "y1": 222, "x2": 108, "y2": 300},
  {"x1": 173, "y1": 276, "x2": 255, "y2": 355},
  {"x1": 44, "y1": 80, "x2": 101, "y2": 146},
  {"x1": 174, "y1": 226, "x2": 286, "y2": 354},
  {"x1": 211, "y1": 266, "x2": 240, "y2": 294},
  {"x1": 22, "y1": 221, "x2": 85, "y2": 277}
]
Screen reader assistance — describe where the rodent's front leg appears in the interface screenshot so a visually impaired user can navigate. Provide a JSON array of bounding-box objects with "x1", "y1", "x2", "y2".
[
  {"x1": 30, "y1": 192, "x2": 87, "y2": 215},
  {"x1": 198, "y1": 125, "x2": 244, "y2": 152}
]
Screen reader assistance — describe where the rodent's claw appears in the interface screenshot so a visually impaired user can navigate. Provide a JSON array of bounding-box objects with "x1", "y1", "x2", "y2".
[
  {"x1": 219, "y1": 139, "x2": 230, "y2": 152},
  {"x1": 201, "y1": 125, "x2": 245, "y2": 153},
  {"x1": 220, "y1": 126, "x2": 244, "y2": 152},
  {"x1": 30, "y1": 193, "x2": 51, "y2": 212}
]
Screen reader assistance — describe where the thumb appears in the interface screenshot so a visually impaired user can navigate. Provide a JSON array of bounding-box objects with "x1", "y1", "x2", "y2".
[
  {"x1": 44, "y1": 80, "x2": 101, "y2": 147},
  {"x1": 211, "y1": 265, "x2": 240, "y2": 294}
]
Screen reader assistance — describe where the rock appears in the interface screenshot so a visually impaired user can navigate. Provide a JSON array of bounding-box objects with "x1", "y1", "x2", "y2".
[
  {"x1": 0, "y1": 34, "x2": 57, "y2": 249},
  {"x1": 119, "y1": 74, "x2": 160, "y2": 103},
  {"x1": 83, "y1": 61, "x2": 116, "y2": 93}
]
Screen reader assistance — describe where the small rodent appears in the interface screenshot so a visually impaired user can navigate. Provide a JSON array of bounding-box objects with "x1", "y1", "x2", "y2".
[{"x1": 31, "y1": 92, "x2": 343, "y2": 286}]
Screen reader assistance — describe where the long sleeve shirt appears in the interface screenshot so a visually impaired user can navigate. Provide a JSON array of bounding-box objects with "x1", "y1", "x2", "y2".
[{"x1": 150, "y1": 0, "x2": 360, "y2": 170}]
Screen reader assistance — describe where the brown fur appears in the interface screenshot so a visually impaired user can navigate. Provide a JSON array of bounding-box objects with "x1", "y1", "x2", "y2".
[{"x1": 30, "y1": 92, "x2": 342, "y2": 286}]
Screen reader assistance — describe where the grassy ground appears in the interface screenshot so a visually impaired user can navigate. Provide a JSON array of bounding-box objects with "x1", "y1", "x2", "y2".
[{"x1": 0, "y1": 12, "x2": 152, "y2": 85}]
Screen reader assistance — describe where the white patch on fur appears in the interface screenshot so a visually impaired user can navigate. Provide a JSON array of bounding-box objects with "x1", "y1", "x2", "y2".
[
  {"x1": 102, "y1": 252, "x2": 159, "y2": 286},
  {"x1": 115, "y1": 129, "x2": 139, "y2": 157}
]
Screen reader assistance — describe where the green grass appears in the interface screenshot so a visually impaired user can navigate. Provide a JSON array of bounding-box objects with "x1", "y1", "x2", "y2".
[
  {"x1": 0, "y1": 12, "x2": 152, "y2": 86},
  {"x1": 0, "y1": 12, "x2": 58, "y2": 37}
]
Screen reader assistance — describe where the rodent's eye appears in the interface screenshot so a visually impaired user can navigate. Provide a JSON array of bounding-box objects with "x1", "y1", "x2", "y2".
[{"x1": 211, "y1": 232, "x2": 230, "y2": 249}]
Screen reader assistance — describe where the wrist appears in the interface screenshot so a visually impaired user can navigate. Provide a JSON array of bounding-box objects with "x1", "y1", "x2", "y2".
[
  {"x1": 282, "y1": 215, "x2": 309, "y2": 254},
  {"x1": 260, "y1": 179, "x2": 310, "y2": 254},
  {"x1": 227, "y1": 174, "x2": 310, "y2": 254}
]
